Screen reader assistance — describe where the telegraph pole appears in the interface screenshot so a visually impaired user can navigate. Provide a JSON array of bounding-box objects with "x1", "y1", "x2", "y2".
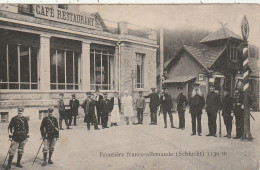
[
  {"x1": 159, "y1": 27, "x2": 164, "y2": 94},
  {"x1": 241, "y1": 15, "x2": 253, "y2": 141}
]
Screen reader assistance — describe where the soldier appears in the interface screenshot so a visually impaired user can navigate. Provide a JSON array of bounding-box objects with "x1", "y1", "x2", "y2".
[
  {"x1": 100, "y1": 93, "x2": 110, "y2": 129},
  {"x1": 5, "y1": 107, "x2": 29, "y2": 169},
  {"x1": 40, "y1": 108, "x2": 59, "y2": 166},
  {"x1": 176, "y1": 86, "x2": 188, "y2": 130},
  {"x1": 135, "y1": 91, "x2": 146, "y2": 124},
  {"x1": 82, "y1": 92, "x2": 99, "y2": 130},
  {"x1": 189, "y1": 83, "x2": 205, "y2": 136},
  {"x1": 160, "y1": 87, "x2": 175, "y2": 128},
  {"x1": 233, "y1": 88, "x2": 244, "y2": 139},
  {"x1": 221, "y1": 88, "x2": 233, "y2": 138},
  {"x1": 69, "y1": 94, "x2": 79, "y2": 126},
  {"x1": 144, "y1": 88, "x2": 159, "y2": 125},
  {"x1": 206, "y1": 84, "x2": 220, "y2": 137},
  {"x1": 95, "y1": 89, "x2": 103, "y2": 125},
  {"x1": 57, "y1": 93, "x2": 70, "y2": 130}
]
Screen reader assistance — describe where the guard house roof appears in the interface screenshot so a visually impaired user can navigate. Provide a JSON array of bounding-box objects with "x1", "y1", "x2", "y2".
[{"x1": 200, "y1": 27, "x2": 243, "y2": 44}]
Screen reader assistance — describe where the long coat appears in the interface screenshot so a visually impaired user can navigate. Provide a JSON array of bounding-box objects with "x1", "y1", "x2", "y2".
[
  {"x1": 159, "y1": 93, "x2": 173, "y2": 112},
  {"x1": 177, "y1": 93, "x2": 188, "y2": 112},
  {"x1": 206, "y1": 91, "x2": 220, "y2": 113},
  {"x1": 69, "y1": 99, "x2": 79, "y2": 116},
  {"x1": 221, "y1": 94, "x2": 233, "y2": 116},
  {"x1": 189, "y1": 94, "x2": 205, "y2": 115}
]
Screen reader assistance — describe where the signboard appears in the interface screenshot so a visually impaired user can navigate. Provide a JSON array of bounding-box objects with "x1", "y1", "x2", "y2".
[
  {"x1": 34, "y1": 5, "x2": 102, "y2": 30},
  {"x1": 241, "y1": 15, "x2": 249, "y2": 41}
]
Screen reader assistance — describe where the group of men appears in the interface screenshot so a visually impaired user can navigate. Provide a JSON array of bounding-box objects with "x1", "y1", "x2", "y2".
[
  {"x1": 4, "y1": 83, "x2": 247, "y2": 169},
  {"x1": 5, "y1": 107, "x2": 59, "y2": 169}
]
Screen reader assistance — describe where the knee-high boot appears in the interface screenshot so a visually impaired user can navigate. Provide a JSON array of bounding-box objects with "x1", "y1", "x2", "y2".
[
  {"x1": 48, "y1": 151, "x2": 53, "y2": 164},
  {"x1": 16, "y1": 154, "x2": 23, "y2": 168},
  {"x1": 5, "y1": 155, "x2": 14, "y2": 170}
]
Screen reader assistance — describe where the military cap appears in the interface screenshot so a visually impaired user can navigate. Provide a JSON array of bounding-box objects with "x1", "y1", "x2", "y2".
[
  {"x1": 86, "y1": 91, "x2": 91, "y2": 95},
  {"x1": 59, "y1": 93, "x2": 64, "y2": 96},
  {"x1": 72, "y1": 94, "x2": 76, "y2": 97},
  {"x1": 18, "y1": 107, "x2": 24, "y2": 112},
  {"x1": 48, "y1": 108, "x2": 54, "y2": 113}
]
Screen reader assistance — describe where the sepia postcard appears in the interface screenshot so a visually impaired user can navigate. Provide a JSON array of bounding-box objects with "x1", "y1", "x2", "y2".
[{"x1": 0, "y1": 3, "x2": 259, "y2": 170}]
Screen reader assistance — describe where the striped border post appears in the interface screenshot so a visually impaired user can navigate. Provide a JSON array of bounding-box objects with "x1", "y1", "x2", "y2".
[{"x1": 242, "y1": 44, "x2": 253, "y2": 141}]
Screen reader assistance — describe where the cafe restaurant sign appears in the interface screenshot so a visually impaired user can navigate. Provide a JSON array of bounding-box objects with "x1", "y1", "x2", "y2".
[{"x1": 34, "y1": 5, "x2": 101, "y2": 30}]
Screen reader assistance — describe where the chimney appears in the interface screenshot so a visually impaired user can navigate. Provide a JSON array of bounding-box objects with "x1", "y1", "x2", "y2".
[{"x1": 118, "y1": 21, "x2": 128, "y2": 35}]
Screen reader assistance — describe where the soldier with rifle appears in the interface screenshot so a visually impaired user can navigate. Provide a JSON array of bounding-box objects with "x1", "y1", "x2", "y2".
[
  {"x1": 5, "y1": 107, "x2": 29, "y2": 170},
  {"x1": 40, "y1": 108, "x2": 59, "y2": 166}
]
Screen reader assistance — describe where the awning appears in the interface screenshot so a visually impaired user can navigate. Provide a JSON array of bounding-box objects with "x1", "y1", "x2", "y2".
[{"x1": 164, "y1": 76, "x2": 197, "y2": 83}]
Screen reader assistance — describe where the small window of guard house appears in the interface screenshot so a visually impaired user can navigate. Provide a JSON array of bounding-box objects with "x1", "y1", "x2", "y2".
[
  {"x1": 230, "y1": 45, "x2": 238, "y2": 62},
  {"x1": 0, "y1": 112, "x2": 9, "y2": 123}
]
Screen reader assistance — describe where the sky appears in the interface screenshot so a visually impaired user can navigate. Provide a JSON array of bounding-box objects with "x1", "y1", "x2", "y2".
[{"x1": 80, "y1": 4, "x2": 260, "y2": 47}]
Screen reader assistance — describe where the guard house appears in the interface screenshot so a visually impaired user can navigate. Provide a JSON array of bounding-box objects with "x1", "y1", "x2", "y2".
[
  {"x1": 0, "y1": 4, "x2": 158, "y2": 122},
  {"x1": 160, "y1": 27, "x2": 252, "y2": 110}
]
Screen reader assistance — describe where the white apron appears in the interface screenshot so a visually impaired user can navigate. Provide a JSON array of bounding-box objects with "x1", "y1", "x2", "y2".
[{"x1": 110, "y1": 97, "x2": 120, "y2": 123}]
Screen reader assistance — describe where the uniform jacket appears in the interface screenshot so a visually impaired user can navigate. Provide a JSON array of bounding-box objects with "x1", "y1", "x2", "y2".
[
  {"x1": 40, "y1": 115, "x2": 59, "y2": 139},
  {"x1": 100, "y1": 98, "x2": 111, "y2": 114},
  {"x1": 206, "y1": 91, "x2": 220, "y2": 113},
  {"x1": 110, "y1": 97, "x2": 121, "y2": 112},
  {"x1": 221, "y1": 94, "x2": 233, "y2": 116},
  {"x1": 144, "y1": 93, "x2": 159, "y2": 108},
  {"x1": 177, "y1": 93, "x2": 188, "y2": 112},
  {"x1": 57, "y1": 99, "x2": 65, "y2": 113},
  {"x1": 189, "y1": 94, "x2": 205, "y2": 115},
  {"x1": 8, "y1": 115, "x2": 29, "y2": 142},
  {"x1": 160, "y1": 93, "x2": 173, "y2": 112},
  {"x1": 89, "y1": 99, "x2": 96, "y2": 115},
  {"x1": 69, "y1": 99, "x2": 80, "y2": 116},
  {"x1": 135, "y1": 96, "x2": 146, "y2": 110},
  {"x1": 233, "y1": 91, "x2": 244, "y2": 115}
]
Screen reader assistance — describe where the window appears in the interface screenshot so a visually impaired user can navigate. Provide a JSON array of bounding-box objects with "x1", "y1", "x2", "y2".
[
  {"x1": 50, "y1": 49, "x2": 80, "y2": 90},
  {"x1": 39, "y1": 110, "x2": 48, "y2": 120},
  {"x1": 0, "y1": 44, "x2": 38, "y2": 89},
  {"x1": 136, "y1": 53, "x2": 145, "y2": 88},
  {"x1": 230, "y1": 45, "x2": 237, "y2": 62},
  {"x1": 58, "y1": 4, "x2": 68, "y2": 10},
  {"x1": 0, "y1": 112, "x2": 8, "y2": 123},
  {"x1": 90, "y1": 49, "x2": 114, "y2": 90}
]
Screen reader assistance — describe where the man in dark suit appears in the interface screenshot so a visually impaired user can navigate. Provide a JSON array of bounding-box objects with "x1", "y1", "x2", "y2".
[
  {"x1": 57, "y1": 93, "x2": 70, "y2": 130},
  {"x1": 221, "y1": 88, "x2": 233, "y2": 138},
  {"x1": 100, "y1": 93, "x2": 110, "y2": 129},
  {"x1": 206, "y1": 84, "x2": 221, "y2": 137},
  {"x1": 95, "y1": 89, "x2": 103, "y2": 125},
  {"x1": 176, "y1": 86, "x2": 188, "y2": 130},
  {"x1": 144, "y1": 88, "x2": 160, "y2": 125},
  {"x1": 69, "y1": 94, "x2": 79, "y2": 126},
  {"x1": 160, "y1": 87, "x2": 174, "y2": 128}
]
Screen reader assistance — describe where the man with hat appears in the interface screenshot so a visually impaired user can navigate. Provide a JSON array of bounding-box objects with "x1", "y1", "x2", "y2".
[
  {"x1": 100, "y1": 93, "x2": 110, "y2": 129},
  {"x1": 176, "y1": 86, "x2": 188, "y2": 130},
  {"x1": 82, "y1": 92, "x2": 99, "y2": 130},
  {"x1": 221, "y1": 88, "x2": 234, "y2": 138},
  {"x1": 5, "y1": 107, "x2": 29, "y2": 169},
  {"x1": 160, "y1": 87, "x2": 174, "y2": 128},
  {"x1": 206, "y1": 84, "x2": 221, "y2": 137},
  {"x1": 69, "y1": 94, "x2": 79, "y2": 126},
  {"x1": 57, "y1": 93, "x2": 70, "y2": 130},
  {"x1": 233, "y1": 86, "x2": 245, "y2": 139},
  {"x1": 135, "y1": 91, "x2": 146, "y2": 124},
  {"x1": 189, "y1": 83, "x2": 205, "y2": 136},
  {"x1": 95, "y1": 88, "x2": 103, "y2": 125},
  {"x1": 144, "y1": 88, "x2": 159, "y2": 125},
  {"x1": 40, "y1": 108, "x2": 59, "y2": 166}
]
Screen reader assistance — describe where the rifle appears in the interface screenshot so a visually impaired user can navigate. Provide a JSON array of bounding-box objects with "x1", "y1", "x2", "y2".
[
  {"x1": 3, "y1": 140, "x2": 12, "y2": 167},
  {"x1": 218, "y1": 110, "x2": 221, "y2": 137},
  {"x1": 32, "y1": 139, "x2": 44, "y2": 166}
]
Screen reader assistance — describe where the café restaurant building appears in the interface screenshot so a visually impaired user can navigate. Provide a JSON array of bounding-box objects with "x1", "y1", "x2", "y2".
[{"x1": 0, "y1": 4, "x2": 158, "y2": 122}]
